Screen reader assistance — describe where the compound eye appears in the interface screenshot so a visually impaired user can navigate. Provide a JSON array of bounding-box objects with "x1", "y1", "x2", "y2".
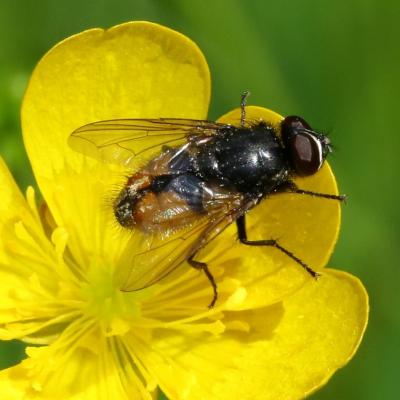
[
  {"x1": 281, "y1": 115, "x2": 311, "y2": 143},
  {"x1": 290, "y1": 132, "x2": 323, "y2": 176}
]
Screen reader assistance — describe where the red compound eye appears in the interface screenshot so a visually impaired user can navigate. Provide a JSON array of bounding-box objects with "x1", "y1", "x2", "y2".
[{"x1": 281, "y1": 115, "x2": 324, "y2": 176}]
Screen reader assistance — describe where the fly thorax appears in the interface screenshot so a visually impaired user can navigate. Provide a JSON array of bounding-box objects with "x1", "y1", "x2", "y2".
[{"x1": 210, "y1": 126, "x2": 289, "y2": 193}]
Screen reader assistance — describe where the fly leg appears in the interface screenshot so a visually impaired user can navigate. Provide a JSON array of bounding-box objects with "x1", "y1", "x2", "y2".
[
  {"x1": 277, "y1": 181, "x2": 347, "y2": 202},
  {"x1": 188, "y1": 255, "x2": 218, "y2": 308},
  {"x1": 236, "y1": 214, "x2": 320, "y2": 278}
]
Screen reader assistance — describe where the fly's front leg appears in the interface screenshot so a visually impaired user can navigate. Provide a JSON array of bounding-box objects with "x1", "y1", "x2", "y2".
[
  {"x1": 277, "y1": 181, "x2": 347, "y2": 202},
  {"x1": 236, "y1": 214, "x2": 320, "y2": 278},
  {"x1": 188, "y1": 255, "x2": 218, "y2": 308}
]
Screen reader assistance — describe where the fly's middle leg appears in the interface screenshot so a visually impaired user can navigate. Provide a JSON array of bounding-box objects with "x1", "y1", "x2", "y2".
[{"x1": 236, "y1": 214, "x2": 320, "y2": 279}]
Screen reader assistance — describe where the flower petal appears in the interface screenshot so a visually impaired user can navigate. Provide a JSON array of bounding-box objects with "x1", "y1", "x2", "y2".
[
  {"x1": 0, "y1": 157, "x2": 33, "y2": 315},
  {"x1": 0, "y1": 319, "x2": 159, "y2": 400},
  {"x1": 0, "y1": 158, "x2": 83, "y2": 342},
  {"x1": 148, "y1": 269, "x2": 368, "y2": 400},
  {"x1": 0, "y1": 345, "x2": 153, "y2": 400},
  {"x1": 21, "y1": 21, "x2": 210, "y2": 265}
]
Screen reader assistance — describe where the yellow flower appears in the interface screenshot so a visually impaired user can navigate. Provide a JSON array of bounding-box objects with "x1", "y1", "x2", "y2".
[{"x1": 0, "y1": 21, "x2": 368, "y2": 400}]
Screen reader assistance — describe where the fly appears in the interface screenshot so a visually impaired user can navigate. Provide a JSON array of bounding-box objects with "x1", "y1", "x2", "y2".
[{"x1": 68, "y1": 92, "x2": 345, "y2": 307}]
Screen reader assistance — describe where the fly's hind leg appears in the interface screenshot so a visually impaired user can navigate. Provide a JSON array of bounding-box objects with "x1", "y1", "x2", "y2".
[
  {"x1": 237, "y1": 214, "x2": 320, "y2": 278},
  {"x1": 186, "y1": 206, "x2": 252, "y2": 309},
  {"x1": 188, "y1": 255, "x2": 218, "y2": 308}
]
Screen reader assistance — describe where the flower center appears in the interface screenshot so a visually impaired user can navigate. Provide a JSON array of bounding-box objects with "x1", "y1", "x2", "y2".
[{"x1": 81, "y1": 262, "x2": 144, "y2": 335}]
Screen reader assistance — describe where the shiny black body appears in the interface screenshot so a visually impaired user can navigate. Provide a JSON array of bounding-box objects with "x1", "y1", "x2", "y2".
[
  {"x1": 194, "y1": 122, "x2": 289, "y2": 195},
  {"x1": 148, "y1": 122, "x2": 291, "y2": 214}
]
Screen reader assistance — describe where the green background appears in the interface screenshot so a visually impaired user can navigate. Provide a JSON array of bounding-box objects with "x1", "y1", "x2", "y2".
[{"x1": 0, "y1": 1, "x2": 397, "y2": 399}]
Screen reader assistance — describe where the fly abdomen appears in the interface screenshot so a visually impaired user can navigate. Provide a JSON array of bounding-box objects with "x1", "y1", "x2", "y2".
[
  {"x1": 114, "y1": 172, "x2": 205, "y2": 232},
  {"x1": 114, "y1": 171, "x2": 153, "y2": 228}
]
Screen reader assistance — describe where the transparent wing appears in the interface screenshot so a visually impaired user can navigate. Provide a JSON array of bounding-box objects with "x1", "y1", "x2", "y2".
[
  {"x1": 68, "y1": 118, "x2": 226, "y2": 169},
  {"x1": 118, "y1": 185, "x2": 250, "y2": 292}
]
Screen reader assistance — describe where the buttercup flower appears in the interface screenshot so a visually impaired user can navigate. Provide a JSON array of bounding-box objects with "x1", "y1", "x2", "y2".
[{"x1": 0, "y1": 22, "x2": 368, "y2": 400}]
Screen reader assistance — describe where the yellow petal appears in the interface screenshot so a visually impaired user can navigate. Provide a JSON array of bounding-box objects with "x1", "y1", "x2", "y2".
[
  {"x1": 0, "y1": 159, "x2": 46, "y2": 312},
  {"x1": 0, "y1": 317, "x2": 156, "y2": 400},
  {"x1": 0, "y1": 329, "x2": 157, "y2": 400},
  {"x1": 21, "y1": 21, "x2": 210, "y2": 264},
  {"x1": 22, "y1": 21, "x2": 210, "y2": 177},
  {"x1": 0, "y1": 158, "x2": 83, "y2": 341},
  {"x1": 0, "y1": 157, "x2": 32, "y2": 320},
  {"x1": 148, "y1": 269, "x2": 368, "y2": 400},
  {"x1": 0, "y1": 157, "x2": 33, "y2": 265}
]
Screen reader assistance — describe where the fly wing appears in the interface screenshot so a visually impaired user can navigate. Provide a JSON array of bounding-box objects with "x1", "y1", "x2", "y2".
[
  {"x1": 68, "y1": 118, "x2": 226, "y2": 169},
  {"x1": 118, "y1": 185, "x2": 252, "y2": 292}
]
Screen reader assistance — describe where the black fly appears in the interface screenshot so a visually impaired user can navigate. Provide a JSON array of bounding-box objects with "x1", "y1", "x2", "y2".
[{"x1": 69, "y1": 92, "x2": 345, "y2": 308}]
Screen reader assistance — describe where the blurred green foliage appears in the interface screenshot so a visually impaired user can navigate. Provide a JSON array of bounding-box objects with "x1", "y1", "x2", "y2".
[{"x1": 0, "y1": 0, "x2": 398, "y2": 398}]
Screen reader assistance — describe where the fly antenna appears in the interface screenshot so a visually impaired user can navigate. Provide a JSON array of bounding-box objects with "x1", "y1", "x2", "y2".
[{"x1": 240, "y1": 90, "x2": 250, "y2": 127}]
